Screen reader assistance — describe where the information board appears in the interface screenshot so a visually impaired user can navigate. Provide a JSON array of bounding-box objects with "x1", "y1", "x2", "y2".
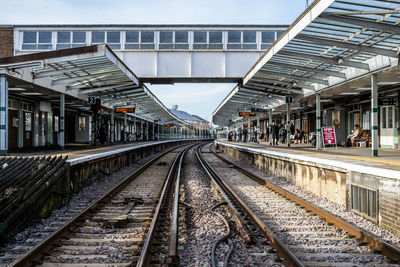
[
  {"x1": 239, "y1": 112, "x2": 256, "y2": 117},
  {"x1": 115, "y1": 107, "x2": 135, "y2": 113},
  {"x1": 322, "y1": 127, "x2": 337, "y2": 146}
]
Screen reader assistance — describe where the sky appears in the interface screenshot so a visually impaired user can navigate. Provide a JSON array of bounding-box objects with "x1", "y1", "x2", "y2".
[{"x1": 1, "y1": 0, "x2": 309, "y2": 122}]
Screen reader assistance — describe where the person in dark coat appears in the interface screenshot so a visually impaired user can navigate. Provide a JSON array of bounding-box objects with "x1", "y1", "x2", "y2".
[{"x1": 272, "y1": 122, "x2": 279, "y2": 146}]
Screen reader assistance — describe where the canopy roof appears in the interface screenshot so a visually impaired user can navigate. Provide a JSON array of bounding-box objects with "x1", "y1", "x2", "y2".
[
  {"x1": 0, "y1": 44, "x2": 187, "y2": 125},
  {"x1": 213, "y1": 0, "x2": 400, "y2": 125}
]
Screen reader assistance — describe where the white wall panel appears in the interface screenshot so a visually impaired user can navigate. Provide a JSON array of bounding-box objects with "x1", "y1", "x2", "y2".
[
  {"x1": 225, "y1": 52, "x2": 262, "y2": 77},
  {"x1": 191, "y1": 52, "x2": 225, "y2": 77},
  {"x1": 121, "y1": 52, "x2": 157, "y2": 77},
  {"x1": 157, "y1": 52, "x2": 191, "y2": 77}
]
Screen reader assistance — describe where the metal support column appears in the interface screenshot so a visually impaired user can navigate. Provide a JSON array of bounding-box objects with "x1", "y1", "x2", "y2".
[
  {"x1": 17, "y1": 109, "x2": 23, "y2": 148},
  {"x1": 110, "y1": 110, "x2": 115, "y2": 144},
  {"x1": 141, "y1": 119, "x2": 144, "y2": 141},
  {"x1": 269, "y1": 110, "x2": 273, "y2": 145},
  {"x1": 0, "y1": 72, "x2": 8, "y2": 155},
  {"x1": 152, "y1": 123, "x2": 155, "y2": 141},
  {"x1": 371, "y1": 74, "x2": 378, "y2": 156},
  {"x1": 123, "y1": 113, "x2": 127, "y2": 143},
  {"x1": 286, "y1": 103, "x2": 290, "y2": 147},
  {"x1": 145, "y1": 121, "x2": 148, "y2": 141},
  {"x1": 256, "y1": 117, "x2": 260, "y2": 143},
  {"x1": 316, "y1": 93, "x2": 321, "y2": 150},
  {"x1": 60, "y1": 93, "x2": 65, "y2": 150},
  {"x1": 133, "y1": 116, "x2": 136, "y2": 142}
]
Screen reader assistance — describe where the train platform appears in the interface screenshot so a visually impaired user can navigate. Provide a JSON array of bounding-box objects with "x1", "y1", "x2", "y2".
[
  {"x1": 216, "y1": 139, "x2": 400, "y2": 178},
  {"x1": 6, "y1": 139, "x2": 197, "y2": 165}
]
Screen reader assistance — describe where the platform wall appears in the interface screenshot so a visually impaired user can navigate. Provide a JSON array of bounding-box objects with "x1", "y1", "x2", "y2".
[{"x1": 215, "y1": 141, "x2": 400, "y2": 237}]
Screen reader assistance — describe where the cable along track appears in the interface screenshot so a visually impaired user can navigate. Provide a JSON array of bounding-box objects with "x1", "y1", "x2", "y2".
[
  {"x1": 197, "y1": 143, "x2": 400, "y2": 267},
  {"x1": 9, "y1": 143, "x2": 195, "y2": 267}
]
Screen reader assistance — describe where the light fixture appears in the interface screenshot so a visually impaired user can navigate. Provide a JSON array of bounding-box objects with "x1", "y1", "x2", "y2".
[
  {"x1": 8, "y1": 88, "x2": 26, "y2": 91},
  {"x1": 355, "y1": 87, "x2": 371, "y2": 91},
  {"x1": 337, "y1": 57, "x2": 344, "y2": 64},
  {"x1": 339, "y1": 92, "x2": 359, "y2": 95},
  {"x1": 292, "y1": 82, "x2": 297, "y2": 87},
  {"x1": 377, "y1": 82, "x2": 399, "y2": 85},
  {"x1": 22, "y1": 92, "x2": 42, "y2": 95}
]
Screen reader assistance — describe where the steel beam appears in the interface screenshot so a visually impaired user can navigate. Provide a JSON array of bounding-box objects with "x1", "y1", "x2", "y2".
[
  {"x1": 265, "y1": 61, "x2": 346, "y2": 79},
  {"x1": 371, "y1": 74, "x2": 378, "y2": 156},
  {"x1": 259, "y1": 69, "x2": 329, "y2": 85},
  {"x1": 0, "y1": 72, "x2": 8, "y2": 155},
  {"x1": 250, "y1": 75, "x2": 315, "y2": 90},
  {"x1": 320, "y1": 14, "x2": 400, "y2": 35},
  {"x1": 77, "y1": 83, "x2": 136, "y2": 94},
  {"x1": 316, "y1": 93, "x2": 321, "y2": 150},
  {"x1": 278, "y1": 50, "x2": 370, "y2": 70},
  {"x1": 60, "y1": 93, "x2": 65, "y2": 150},
  {"x1": 297, "y1": 34, "x2": 398, "y2": 58},
  {"x1": 35, "y1": 62, "x2": 115, "y2": 78}
]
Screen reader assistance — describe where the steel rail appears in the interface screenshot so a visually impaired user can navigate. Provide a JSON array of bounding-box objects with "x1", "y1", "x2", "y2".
[
  {"x1": 9, "y1": 143, "x2": 189, "y2": 267},
  {"x1": 209, "y1": 144, "x2": 400, "y2": 264},
  {"x1": 196, "y1": 143, "x2": 304, "y2": 267},
  {"x1": 137, "y1": 143, "x2": 195, "y2": 267}
]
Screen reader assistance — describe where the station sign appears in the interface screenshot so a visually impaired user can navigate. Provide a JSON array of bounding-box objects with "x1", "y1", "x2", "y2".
[
  {"x1": 239, "y1": 112, "x2": 256, "y2": 117},
  {"x1": 88, "y1": 96, "x2": 97, "y2": 104},
  {"x1": 242, "y1": 123, "x2": 254, "y2": 127},
  {"x1": 286, "y1": 96, "x2": 293, "y2": 103},
  {"x1": 379, "y1": 97, "x2": 396, "y2": 106},
  {"x1": 164, "y1": 124, "x2": 173, "y2": 127},
  {"x1": 322, "y1": 127, "x2": 337, "y2": 146},
  {"x1": 115, "y1": 107, "x2": 135, "y2": 113}
]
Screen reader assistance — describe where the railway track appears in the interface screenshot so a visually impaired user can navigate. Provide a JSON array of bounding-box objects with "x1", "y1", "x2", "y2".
[
  {"x1": 197, "y1": 143, "x2": 400, "y2": 267},
  {"x1": 8, "y1": 143, "x2": 195, "y2": 267}
]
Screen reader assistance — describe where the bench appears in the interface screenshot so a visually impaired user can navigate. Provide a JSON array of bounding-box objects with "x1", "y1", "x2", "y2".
[{"x1": 354, "y1": 130, "x2": 371, "y2": 147}]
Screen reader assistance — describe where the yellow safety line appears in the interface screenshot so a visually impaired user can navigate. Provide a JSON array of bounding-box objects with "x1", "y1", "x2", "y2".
[
  {"x1": 54, "y1": 143, "x2": 135, "y2": 157},
  {"x1": 223, "y1": 141, "x2": 400, "y2": 166}
]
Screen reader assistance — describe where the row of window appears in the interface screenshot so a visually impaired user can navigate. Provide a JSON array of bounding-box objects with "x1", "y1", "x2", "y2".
[{"x1": 21, "y1": 30, "x2": 284, "y2": 50}]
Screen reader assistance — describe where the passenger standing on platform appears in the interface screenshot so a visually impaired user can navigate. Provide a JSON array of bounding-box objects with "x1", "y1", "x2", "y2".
[
  {"x1": 99, "y1": 123, "x2": 107, "y2": 144},
  {"x1": 272, "y1": 122, "x2": 279, "y2": 146},
  {"x1": 238, "y1": 130, "x2": 242, "y2": 142},
  {"x1": 253, "y1": 127, "x2": 257, "y2": 143},
  {"x1": 234, "y1": 131, "x2": 237, "y2": 142},
  {"x1": 243, "y1": 128, "x2": 248, "y2": 142}
]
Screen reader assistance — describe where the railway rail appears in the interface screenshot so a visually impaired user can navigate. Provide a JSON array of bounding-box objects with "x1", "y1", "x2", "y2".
[
  {"x1": 197, "y1": 142, "x2": 400, "y2": 267},
  {"x1": 8, "y1": 143, "x2": 195, "y2": 267}
]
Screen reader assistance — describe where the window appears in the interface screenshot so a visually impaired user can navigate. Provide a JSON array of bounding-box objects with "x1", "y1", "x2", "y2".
[
  {"x1": 140, "y1": 31, "x2": 155, "y2": 49},
  {"x1": 227, "y1": 31, "x2": 241, "y2": 49},
  {"x1": 382, "y1": 107, "x2": 387, "y2": 129},
  {"x1": 125, "y1": 31, "x2": 139, "y2": 49},
  {"x1": 22, "y1": 31, "x2": 52, "y2": 50},
  {"x1": 351, "y1": 185, "x2": 377, "y2": 220},
  {"x1": 193, "y1": 31, "x2": 207, "y2": 49},
  {"x1": 261, "y1": 31, "x2": 275, "y2": 49},
  {"x1": 57, "y1": 32, "x2": 86, "y2": 49},
  {"x1": 92, "y1": 31, "x2": 105, "y2": 43},
  {"x1": 208, "y1": 32, "x2": 222, "y2": 49},
  {"x1": 159, "y1": 31, "x2": 173, "y2": 49},
  {"x1": 175, "y1": 31, "x2": 188, "y2": 49},
  {"x1": 243, "y1": 31, "x2": 256, "y2": 50},
  {"x1": 362, "y1": 111, "x2": 370, "y2": 130},
  {"x1": 107, "y1": 32, "x2": 121, "y2": 49}
]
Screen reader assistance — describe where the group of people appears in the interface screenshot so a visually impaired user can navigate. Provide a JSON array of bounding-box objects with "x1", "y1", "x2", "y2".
[{"x1": 228, "y1": 122, "x2": 305, "y2": 146}]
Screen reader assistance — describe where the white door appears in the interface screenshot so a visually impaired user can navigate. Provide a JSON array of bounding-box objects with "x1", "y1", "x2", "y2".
[{"x1": 380, "y1": 106, "x2": 395, "y2": 148}]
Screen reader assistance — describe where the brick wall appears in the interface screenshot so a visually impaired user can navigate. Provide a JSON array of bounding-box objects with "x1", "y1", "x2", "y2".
[
  {"x1": 380, "y1": 190, "x2": 400, "y2": 236},
  {"x1": 0, "y1": 28, "x2": 13, "y2": 58}
]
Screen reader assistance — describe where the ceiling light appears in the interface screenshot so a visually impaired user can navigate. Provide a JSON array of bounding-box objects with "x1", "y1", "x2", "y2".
[
  {"x1": 22, "y1": 92, "x2": 42, "y2": 95},
  {"x1": 339, "y1": 92, "x2": 359, "y2": 95},
  {"x1": 337, "y1": 57, "x2": 344, "y2": 64},
  {"x1": 8, "y1": 88, "x2": 26, "y2": 91},
  {"x1": 377, "y1": 82, "x2": 399, "y2": 85},
  {"x1": 292, "y1": 82, "x2": 297, "y2": 87},
  {"x1": 355, "y1": 87, "x2": 371, "y2": 91}
]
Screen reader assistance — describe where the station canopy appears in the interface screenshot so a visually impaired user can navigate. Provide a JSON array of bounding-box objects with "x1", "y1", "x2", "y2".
[
  {"x1": 213, "y1": 0, "x2": 400, "y2": 125},
  {"x1": 0, "y1": 44, "x2": 187, "y2": 125}
]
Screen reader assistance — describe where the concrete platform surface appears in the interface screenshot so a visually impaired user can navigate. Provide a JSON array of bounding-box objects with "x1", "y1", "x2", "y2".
[{"x1": 217, "y1": 139, "x2": 400, "y2": 179}]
